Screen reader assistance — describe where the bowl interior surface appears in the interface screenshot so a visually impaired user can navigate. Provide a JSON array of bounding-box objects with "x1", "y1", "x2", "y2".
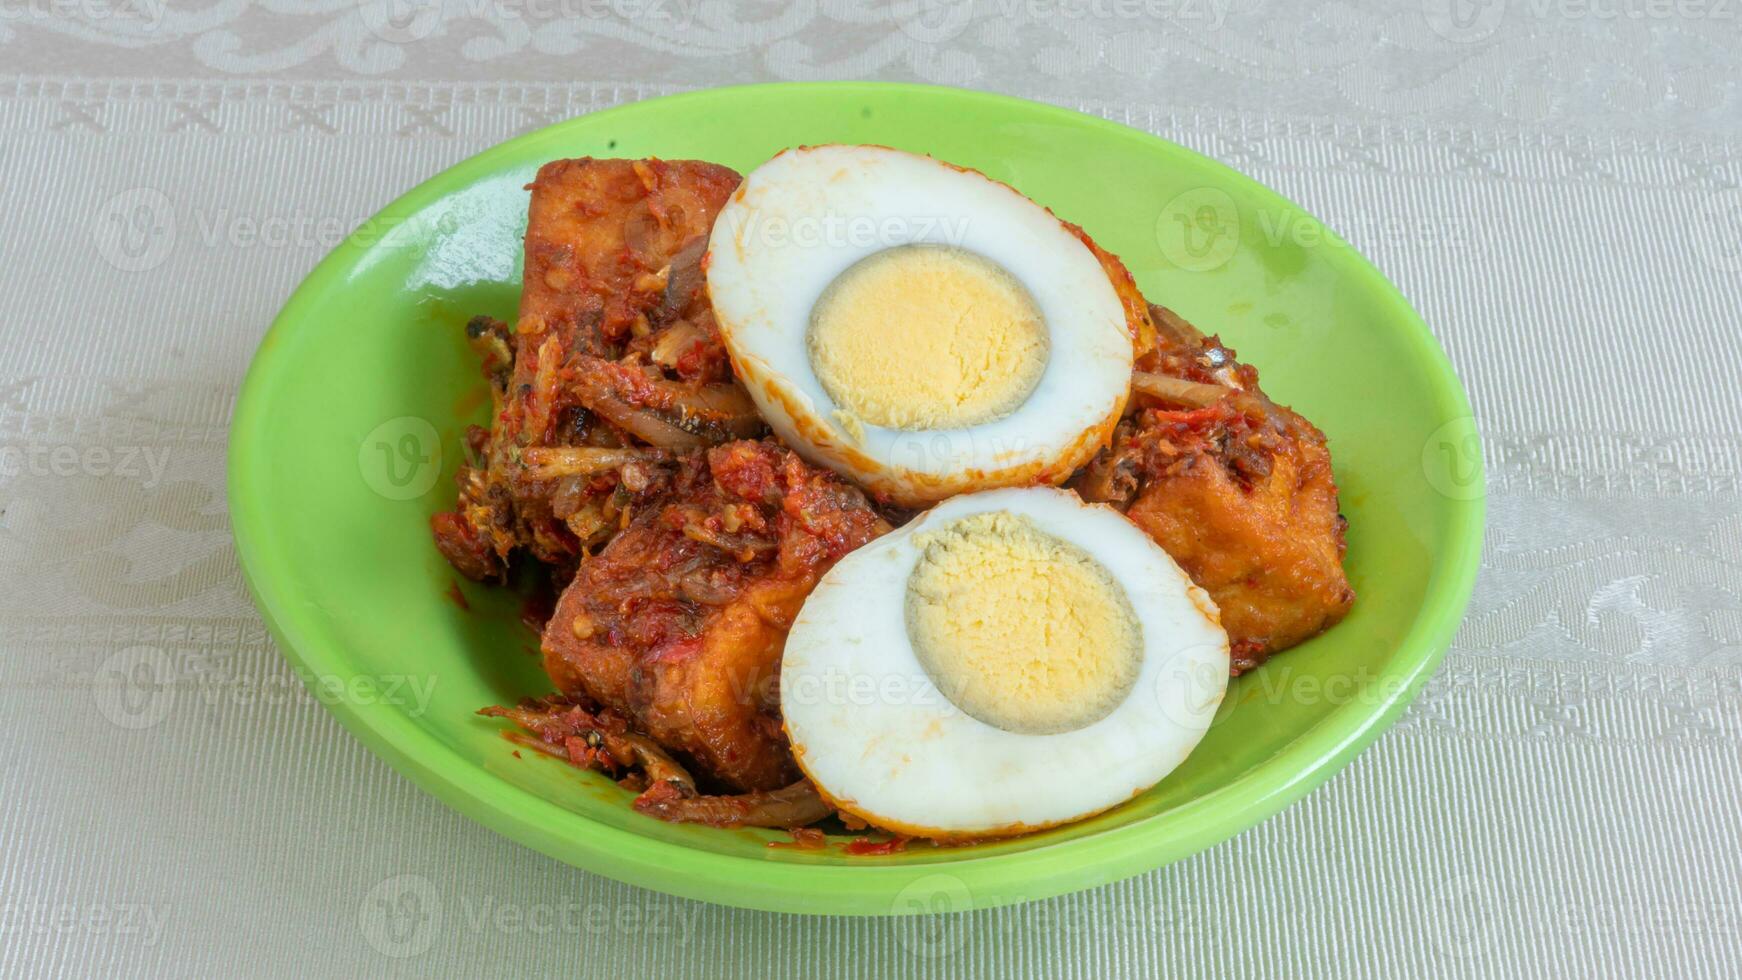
[{"x1": 229, "y1": 83, "x2": 1482, "y2": 915}]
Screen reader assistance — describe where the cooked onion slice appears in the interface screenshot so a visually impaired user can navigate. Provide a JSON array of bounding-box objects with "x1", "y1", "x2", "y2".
[
  {"x1": 520, "y1": 447, "x2": 666, "y2": 481},
  {"x1": 1132, "y1": 371, "x2": 1229, "y2": 408}
]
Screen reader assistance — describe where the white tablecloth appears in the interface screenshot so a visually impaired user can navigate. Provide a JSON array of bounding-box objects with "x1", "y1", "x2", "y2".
[{"x1": 3, "y1": 2, "x2": 1739, "y2": 976}]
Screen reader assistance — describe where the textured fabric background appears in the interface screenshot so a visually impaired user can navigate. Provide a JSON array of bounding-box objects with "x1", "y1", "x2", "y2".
[{"x1": 2, "y1": 1, "x2": 1740, "y2": 976}]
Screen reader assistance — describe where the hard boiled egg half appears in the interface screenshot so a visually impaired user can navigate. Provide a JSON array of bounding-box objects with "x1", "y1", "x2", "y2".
[
  {"x1": 781, "y1": 487, "x2": 1230, "y2": 840},
  {"x1": 705, "y1": 145, "x2": 1145, "y2": 508}
]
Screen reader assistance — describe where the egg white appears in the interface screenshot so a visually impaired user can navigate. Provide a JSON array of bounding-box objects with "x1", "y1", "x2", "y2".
[
  {"x1": 780, "y1": 487, "x2": 1231, "y2": 839},
  {"x1": 705, "y1": 145, "x2": 1134, "y2": 507}
]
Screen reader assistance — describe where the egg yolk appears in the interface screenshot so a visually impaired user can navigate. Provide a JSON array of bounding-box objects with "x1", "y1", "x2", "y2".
[
  {"x1": 807, "y1": 244, "x2": 1049, "y2": 432},
  {"x1": 904, "y1": 511, "x2": 1142, "y2": 735}
]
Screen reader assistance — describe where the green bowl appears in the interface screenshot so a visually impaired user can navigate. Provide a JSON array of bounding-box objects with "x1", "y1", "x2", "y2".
[{"x1": 229, "y1": 82, "x2": 1483, "y2": 915}]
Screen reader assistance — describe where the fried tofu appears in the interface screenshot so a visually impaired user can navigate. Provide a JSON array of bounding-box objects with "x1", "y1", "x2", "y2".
[
  {"x1": 518, "y1": 158, "x2": 741, "y2": 361},
  {"x1": 1076, "y1": 305, "x2": 1355, "y2": 672},
  {"x1": 1123, "y1": 401, "x2": 1353, "y2": 671},
  {"x1": 541, "y1": 441, "x2": 888, "y2": 792},
  {"x1": 431, "y1": 158, "x2": 747, "y2": 578}
]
